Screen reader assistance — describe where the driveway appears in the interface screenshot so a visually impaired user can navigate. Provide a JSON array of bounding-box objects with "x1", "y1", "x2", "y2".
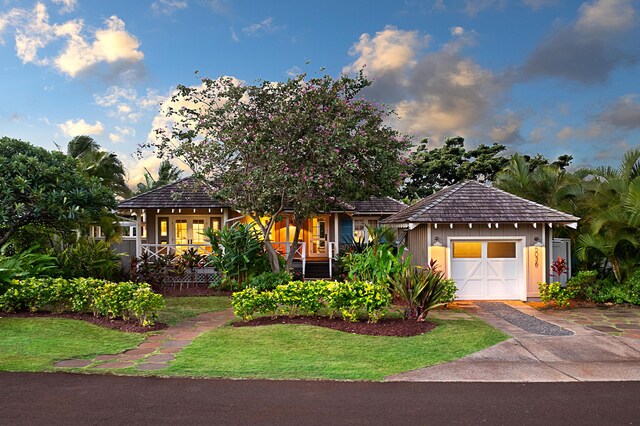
[{"x1": 387, "y1": 302, "x2": 640, "y2": 382}]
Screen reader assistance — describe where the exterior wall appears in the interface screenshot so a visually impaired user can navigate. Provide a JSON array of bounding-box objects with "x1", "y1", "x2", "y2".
[{"x1": 407, "y1": 223, "x2": 546, "y2": 299}]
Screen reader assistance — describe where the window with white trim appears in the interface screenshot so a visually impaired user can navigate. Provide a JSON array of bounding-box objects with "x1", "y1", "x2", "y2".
[{"x1": 353, "y1": 218, "x2": 379, "y2": 242}]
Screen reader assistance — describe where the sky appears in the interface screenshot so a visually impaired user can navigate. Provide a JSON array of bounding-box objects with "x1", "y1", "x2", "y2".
[{"x1": 1, "y1": 0, "x2": 639, "y2": 186}]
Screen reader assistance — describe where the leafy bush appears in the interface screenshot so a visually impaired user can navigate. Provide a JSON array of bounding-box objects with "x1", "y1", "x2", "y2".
[
  {"x1": 0, "y1": 246, "x2": 57, "y2": 293},
  {"x1": 0, "y1": 277, "x2": 164, "y2": 326},
  {"x1": 566, "y1": 270, "x2": 598, "y2": 300},
  {"x1": 231, "y1": 279, "x2": 392, "y2": 322},
  {"x1": 538, "y1": 281, "x2": 576, "y2": 308},
  {"x1": 389, "y1": 264, "x2": 451, "y2": 321},
  {"x1": 340, "y1": 243, "x2": 411, "y2": 285},
  {"x1": 247, "y1": 271, "x2": 291, "y2": 292},
  {"x1": 53, "y1": 239, "x2": 122, "y2": 280},
  {"x1": 204, "y1": 222, "x2": 272, "y2": 289},
  {"x1": 440, "y1": 278, "x2": 458, "y2": 304},
  {"x1": 325, "y1": 280, "x2": 391, "y2": 323},
  {"x1": 585, "y1": 277, "x2": 629, "y2": 304},
  {"x1": 625, "y1": 271, "x2": 640, "y2": 305}
]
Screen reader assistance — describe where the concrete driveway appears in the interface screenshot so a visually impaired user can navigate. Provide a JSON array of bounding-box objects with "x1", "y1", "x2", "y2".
[{"x1": 387, "y1": 302, "x2": 640, "y2": 382}]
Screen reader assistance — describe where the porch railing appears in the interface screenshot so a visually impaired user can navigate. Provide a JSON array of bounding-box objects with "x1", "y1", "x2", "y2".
[{"x1": 271, "y1": 242, "x2": 306, "y2": 277}]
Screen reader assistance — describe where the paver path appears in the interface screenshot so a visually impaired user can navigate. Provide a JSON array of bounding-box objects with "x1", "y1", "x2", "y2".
[
  {"x1": 541, "y1": 305, "x2": 640, "y2": 340},
  {"x1": 54, "y1": 308, "x2": 235, "y2": 371},
  {"x1": 387, "y1": 302, "x2": 640, "y2": 382}
]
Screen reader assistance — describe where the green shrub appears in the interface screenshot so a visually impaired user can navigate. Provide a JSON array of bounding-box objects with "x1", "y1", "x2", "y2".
[
  {"x1": 625, "y1": 271, "x2": 640, "y2": 305},
  {"x1": 440, "y1": 278, "x2": 458, "y2": 304},
  {"x1": 566, "y1": 270, "x2": 598, "y2": 300},
  {"x1": 0, "y1": 246, "x2": 57, "y2": 293},
  {"x1": 54, "y1": 239, "x2": 122, "y2": 280},
  {"x1": 585, "y1": 277, "x2": 628, "y2": 304},
  {"x1": 538, "y1": 281, "x2": 576, "y2": 308},
  {"x1": 341, "y1": 243, "x2": 411, "y2": 286},
  {"x1": 325, "y1": 280, "x2": 391, "y2": 323},
  {"x1": 0, "y1": 277, "x2": 164, "y2": 326},
  {"x1": 231, "y1": 279, "x2": 392, "y2": 323},
  {"x1": 247, "y1": 271, "x2": 291, "y2": 292}
]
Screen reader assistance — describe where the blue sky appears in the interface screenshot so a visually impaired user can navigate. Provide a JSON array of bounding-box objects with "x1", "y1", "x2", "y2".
[{"x1": 1, "y1": 0, "x2": 639, "y2": 184}]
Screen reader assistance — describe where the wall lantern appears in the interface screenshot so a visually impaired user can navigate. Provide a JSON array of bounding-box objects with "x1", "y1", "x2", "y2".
[
  {"x1": 433, "y1": 236, "x2": 443, "y2": 247},
  {"x1": 533, "y1": 237, "x2": 544, "y2": 247}
]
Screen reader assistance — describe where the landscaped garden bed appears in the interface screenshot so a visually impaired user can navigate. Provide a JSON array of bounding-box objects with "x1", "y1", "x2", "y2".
[{"x1": 233, "y1": 315, "x2": 436, "y2": 337}]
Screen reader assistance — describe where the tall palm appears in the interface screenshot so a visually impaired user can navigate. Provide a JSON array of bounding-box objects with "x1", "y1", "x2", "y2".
[
  {"x1": 67, "y1": 136, "x2": 130, "y2": 198},
  {"x1": 576, "y1": 149, "x2": 640, "y2": 282},
  {"x1": 135, "y1": 160, "x2": 183, "y2": 194}
]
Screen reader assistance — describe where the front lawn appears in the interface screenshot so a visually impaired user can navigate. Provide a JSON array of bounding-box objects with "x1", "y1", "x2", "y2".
[
  {"x1": 165, "y1": 316, "x2": 507, "y2": 381},
  {"x1": 157, "y1": 296, "x2": 231, "y2": 325},
  {"x1": 0, "y1": 318, "x2": 144, "y2": 371}
]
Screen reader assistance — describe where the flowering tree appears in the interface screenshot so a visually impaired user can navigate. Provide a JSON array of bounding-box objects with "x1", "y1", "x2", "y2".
[{"x1": 148, "y1": 71, "x2": 409, "y2": 272}]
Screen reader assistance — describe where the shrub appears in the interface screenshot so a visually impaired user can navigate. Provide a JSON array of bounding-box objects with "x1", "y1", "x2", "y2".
[
  {"x1": 247, "y1": 271, "x2": 291, "y2": 292},
  {"x1": 389, "y1": 264, "x2": 450, "y2": 321},
  {"x1": 231, "y1": 279, "x2": 392, "y2": 323},
  {"x1": 0, "y1": 246, "x2": 57, "y2": 293},
  {"x1": 585, "y1": 277, "x2": 628, "y2": 304},
  {"x1": 0, "y1": 277, "x2": 164, "y2": 326},
  {"x1": 325, "y1": 280, "x2": 391, "y2": 323},
  {"x1": 538, "y1": 281, "x2": 576, "y2": 308},
  {"x1": 440, "y1": 278, "x2": 458, "y2": 304},
  {"x1": 54, "y1": 239, "x2": 122, "y2": 280},
  {"x1": 341, "y1": 243, "x2": 411, "y2": 285},
  {"x1": 566, "y1": 270, "x2": 598, "y2": 300}
]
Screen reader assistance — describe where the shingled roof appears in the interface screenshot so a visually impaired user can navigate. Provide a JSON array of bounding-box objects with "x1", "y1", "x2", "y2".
[
  {"x1": 118, "y1": 177, "x2": 406, "y2": 214},
  {"x1": 382, "y1": 180, "x2": 579, "y2": 225},
  {"x1": 118, "y1": 178, "x2": 229, "y2": 209}
]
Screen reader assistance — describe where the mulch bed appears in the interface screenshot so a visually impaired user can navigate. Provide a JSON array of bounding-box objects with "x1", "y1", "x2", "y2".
[
  {"x1": 0, "y1": 311, "x2": 168, "y2": 333},
  {"x1": 233, "y1": 316, "x2": 437, "y2": 337}
]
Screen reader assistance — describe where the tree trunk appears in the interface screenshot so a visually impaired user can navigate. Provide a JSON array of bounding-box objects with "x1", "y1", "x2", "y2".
[
  {"x1": 285, "y1": 217, "x2": 304, "y2": 272},
  {"x1": 264, "y1": 239, "x2": 281, "y2": 273}
]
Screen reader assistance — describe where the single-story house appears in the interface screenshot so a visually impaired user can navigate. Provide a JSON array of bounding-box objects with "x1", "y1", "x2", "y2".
[
  {"x1": 114, "y1": 177, "x2": 406, "y2": 278},
  {"x1": 382, "y1": 180, "x2": 579, "y2": 301}
]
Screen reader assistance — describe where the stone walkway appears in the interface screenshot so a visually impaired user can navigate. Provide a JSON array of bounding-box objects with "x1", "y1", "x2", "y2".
[
  {"x1": 54, "y1": 309, "x2": 235, "y2": 371},
  {"x1": 541, "y1": 305, "x2": 640, "y2": 339}
]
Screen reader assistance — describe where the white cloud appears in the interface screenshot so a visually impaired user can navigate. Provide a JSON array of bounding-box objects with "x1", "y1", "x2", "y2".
[
  {"x1": 151, "y1": 0, "x2": 188, "y2": 16},
  {"x1": 52, "y1": 0, "x2": 77, "y2": 14},
  {"x1": 0, "y1": 3, "x2": 144, "y2": 78},
  {"x1": 596, "y1": 94, "x2": 640, "y2": 130},
  {"x1": 95, "y1": 86, "x2": 166, "y2": 123},
  {"x1": 58, "y1": 118, "x2": 104, "y2": 137},
  {"x1": 490, "y1": 113, "x2": 523, "y2": 143},
  {"x1": 575, "y1": 0, "x2": 635, "y2": 35},
  {"x1": 108, "y1": 126, "x2": 135, "y2": 144},
  {"x1": 242, "y1": 17, "x2": 284, "y2": 36},
  {"x1": 450, "y1": 26, "x2": 465, "y2": 36},
  {"x1": 463, "y1": 0, "x2": 506, "y2": 16},
  {"x1": 229, "y1": 27, "x2": 239, "y2": 42},
  {"x1": 522, "y1": 0, "x2": 558, "y2": 10}
]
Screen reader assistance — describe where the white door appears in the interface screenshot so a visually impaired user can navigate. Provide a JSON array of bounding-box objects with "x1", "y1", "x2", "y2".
[
  {"x1": 309, "y1": 215, "x2": 329, "y2": 258},
  {"x1": 172, "y1": 217, "x2": 209, "y2": 253},
  {"x1": 450, "y1": 240, "x2": 522, "y2": 300}
]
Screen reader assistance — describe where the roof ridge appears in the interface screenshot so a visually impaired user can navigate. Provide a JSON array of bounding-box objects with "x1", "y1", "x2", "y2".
[
  {"x1": 120, "y1": 176, "x2": 193, "y2": 204},
  {"x1": 406, "y1": 180, "x2": 470, "y2": 221}
]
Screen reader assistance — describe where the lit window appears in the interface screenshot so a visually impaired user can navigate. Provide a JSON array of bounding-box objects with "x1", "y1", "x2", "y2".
[
  {"x1": 487, "y1": 242, "x2": 516, "y2": 258},
  {"x1": 353, "y1": 218, "x2": 379, "y2": 242},
  {"x1": 452, "y1": 242, "x2": 482, "y2": 258}
]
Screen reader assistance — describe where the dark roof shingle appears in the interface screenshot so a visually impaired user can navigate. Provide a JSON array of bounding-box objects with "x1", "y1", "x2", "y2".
[
  {"x1": 118, "y1": 178, "x2": 229, "y2": 209},
  {"x1": 382, "y1": 180, "x2": 579, "y2": 224}
]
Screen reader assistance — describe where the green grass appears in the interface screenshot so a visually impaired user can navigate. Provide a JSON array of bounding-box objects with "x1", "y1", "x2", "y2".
[
  {"x1": 165, "y1": 317, "x2": 508, "y2": 381},
  {"x1": 0, "y1": 318, "x2": 144, "y2": 371},
  {"x1": 157, "y1": 296, "x2": 231, "y2": 325}
]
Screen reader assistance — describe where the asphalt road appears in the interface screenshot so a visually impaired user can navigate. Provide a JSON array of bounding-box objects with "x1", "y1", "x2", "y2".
[{"x1": 1, "y1": 372, "x2": 639, "y2": 425}]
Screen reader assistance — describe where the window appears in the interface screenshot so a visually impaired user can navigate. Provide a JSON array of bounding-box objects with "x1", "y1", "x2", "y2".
[
  {"x1": 353, "y1": 218, "x2": 379, "y2": 242},
  {"x1": 452, "y1": 241, "x2": 482, "y2": 258},
  {"x1": 487, "y1": 242, "x2": 516, "y2": 258},
  {"x1": 158, "y1": 218, "x2": 169, "y2": 244},
  {"x1": 210, "y1": 217, "x2": 222, "y2": 232}
]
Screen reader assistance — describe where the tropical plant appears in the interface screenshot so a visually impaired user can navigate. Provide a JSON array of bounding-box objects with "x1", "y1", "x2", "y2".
[
  {"x1": 0, "y1": 245, "x2": 57, "y2": 293},
  {"x1": 204, "y1": 222, "x2": 271, "y2": 289},
  {"x1": 389, "y1": 263, "x2": 450, "y2": 321},
  {"x1": 67, "y1": 136, "x2": 131, "y2": 198},
  {"x1": 365, "y1": 224, "x2": 396, "y2": 254},
  {"x1": 550, "y1": 256, "x2": 568, "y2": 281},
  {"x1": 247, "y1": 271, "x2": 292, "y2": 292},
  {"x1": 342, "y1": 242, "x2": 411, "y2": 286},
  {"x1": 538, "y1": 281, "x2": 576, "y2": 308},
  {"x1": 53, "y1": 238, "x2": 122, "y2": 280},
  {"x1": 135, "y1": 160, "x2": 183, "y2": 194}
]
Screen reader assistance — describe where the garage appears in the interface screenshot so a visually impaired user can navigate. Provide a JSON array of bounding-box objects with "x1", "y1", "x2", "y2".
[{"x1": 450, "y1": 239, "x2": 523, "y2": 300}]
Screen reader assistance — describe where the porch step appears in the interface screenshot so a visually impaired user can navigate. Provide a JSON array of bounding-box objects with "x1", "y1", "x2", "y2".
[{"x1": 304, "y1": 261, "x2": 332, "y2": 279}]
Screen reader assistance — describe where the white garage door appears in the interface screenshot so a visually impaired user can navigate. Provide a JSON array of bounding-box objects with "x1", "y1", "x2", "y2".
[{"x1": 450, "y1": 240, "x2": 523, "y2": 300}]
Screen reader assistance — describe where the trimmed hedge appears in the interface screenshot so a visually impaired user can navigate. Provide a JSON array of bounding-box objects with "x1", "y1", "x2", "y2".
[
  {"x1": 232, "y1": 279, "x2": 392, "y2": 323},
  {"x1": 0, "y1": 277, "x2": 164, "y2": 326}
]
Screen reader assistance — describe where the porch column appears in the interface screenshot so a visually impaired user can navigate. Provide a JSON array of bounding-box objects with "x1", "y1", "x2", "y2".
[
  {"x1": 135, "y1": 211, "x2": 142, "y2": 258},
  {"x1": 222, "y1": 208, "x2": 229, "y2": 228},
  {"x1": 285, "y1": 214, "x2": 290, "y2": 256},
  {"x1": 334, "y1": 214, "x2": 339, "y2": 256}
]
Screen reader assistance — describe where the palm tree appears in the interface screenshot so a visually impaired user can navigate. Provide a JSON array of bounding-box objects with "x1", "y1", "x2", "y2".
[
  {"x1": 135, "y1": 160, "x2": 183, "y2": 194},
  {"x1": 67, "y1": 136, "x2": 131, "y2": 198}
]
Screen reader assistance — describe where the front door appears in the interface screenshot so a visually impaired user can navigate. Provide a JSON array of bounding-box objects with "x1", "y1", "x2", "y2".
[
  {"x1": 308, "y1": 215, "x2": 329, "y2": 258},
  {"x1": 172, "y1": 217, "x2": 209, "y2": 253}
]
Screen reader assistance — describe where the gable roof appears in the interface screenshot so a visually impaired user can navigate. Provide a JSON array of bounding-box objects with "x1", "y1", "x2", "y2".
[
  {"x1": 118, "y1": 177, "x2": 405, "y2": 214},
  {"x1": 118, "y1": 178, "x2": 229, "y2": 209},
  {"x1": 382, "y1": 180, "x2": 579, "y2": 225}
]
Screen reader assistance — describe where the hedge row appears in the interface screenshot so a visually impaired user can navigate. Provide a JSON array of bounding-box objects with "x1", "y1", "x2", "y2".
[
  {"x1": 0, "y1": 277, "x2": 164, "y2": 326},
  {"x1": 232, "y1": 280, "x2": 392, "y2": 322}
]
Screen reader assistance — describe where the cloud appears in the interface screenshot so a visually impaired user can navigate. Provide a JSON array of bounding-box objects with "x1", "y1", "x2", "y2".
[
  {"x1": 450, "y1": 26, "x2": 465, "y2": 36},
  {"x1": 108, "y1": 126, "x2": 135, "y2": 144},
  {"x1": 519, "y1": 0, "x2": 637, "y2": 84},
  {"x1": 555, "y1": 123, "x2": 604, "y2": 141},
  {"x1": 522, "y1": 0, "x2": 558, "y2": 10},
  {"x1": 95, "y1": 85, "x2": 165, "y2": 123},
  {"x1": 120, "y1": 153, "x2": 191, "y2": 187},
  {"x1": 242, "y1": 17, "x2": 284, "y2": 36},
  {"x1": 58, "y1": 118, "x2": 104, "y2": 137},
  {"x1": 596, "y1": 94, "x2": 640, "y2": 130},
  {"x1": 51, "y1": 0, "x2": 77, "y2": 14},
  {"x1": 0, "y1": 3, "x2": 144, "y2": 78},
  {"x1": 489, "y1": 113, "x2": 523, "y2": 144},
  {"x1": 463, "y1": 0, "x2": 506, "y2": 16},
  {"x1": 151, "y1": 0, "x2": 188, "y2": 16},
  {"x1": 229, "y1": 27, "x2": 239, "y2": 42},
  {"x1": 344, "y1": 27, "x2": 508, "y2": 144}
]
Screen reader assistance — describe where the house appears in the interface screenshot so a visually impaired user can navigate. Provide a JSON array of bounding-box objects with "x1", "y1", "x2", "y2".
[
  {"x1": 382, "y1": 180, "x2": 579, "y2": 301},
  {"x1": 116, "y1": 177, "x2": 406, "y2": 278}
]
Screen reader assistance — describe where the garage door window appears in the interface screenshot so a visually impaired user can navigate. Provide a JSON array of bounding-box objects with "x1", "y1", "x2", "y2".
[
  {"x1": 452, "y1": 241, "x2": 482, "y2": 258},
  {"x1": 487, "y1": 242, "x2": 516, "y2": 258}
]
